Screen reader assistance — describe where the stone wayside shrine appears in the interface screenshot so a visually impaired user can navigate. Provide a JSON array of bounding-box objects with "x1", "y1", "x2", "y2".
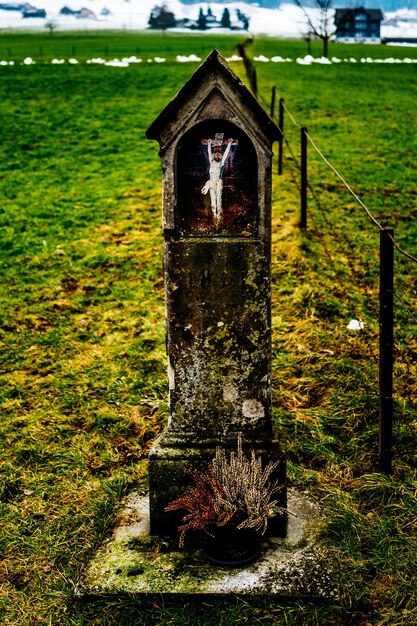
[
  {"x1": 80, "y1": 51, "x2": 338, "y2": 599},
  {"x1": 145, "y1": 49, "x2": 286, "y2": 536}
]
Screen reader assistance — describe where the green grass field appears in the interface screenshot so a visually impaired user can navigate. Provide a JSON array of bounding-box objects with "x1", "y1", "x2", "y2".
[{"x1": 1, "y1": 32, "x2": 416, "y2": 625}]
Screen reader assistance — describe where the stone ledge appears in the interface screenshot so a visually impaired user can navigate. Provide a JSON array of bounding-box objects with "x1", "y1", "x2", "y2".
[{"x1": 78, "y1": 488, "x2": 339, "y2": 599}]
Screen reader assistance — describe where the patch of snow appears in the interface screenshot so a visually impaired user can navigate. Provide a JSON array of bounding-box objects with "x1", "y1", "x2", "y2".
[
  {"x1": 313, "y1": 56, "x2": 332, "y2": 64},
  {"x1": 383, "y1": 8, "x2": 417, "y2": 39},
  {"x1": 1, "y1": 53, "x2": 417, "y2": 67},
  {"x1": 176, "y1": 54, "x2": 202, "y2": 62},
  {"x1": 121, "y1": 56, "x2": 142, "y2": 63},
  {"x1": 0, "y1": 1, "x2": 415, "y2": 41},
  {"x1": 105, "y1": 59, "x2": 129, "y2": 67},
  {"x1": 296, "y1": 57, "x2": 312, "y2": 65}
]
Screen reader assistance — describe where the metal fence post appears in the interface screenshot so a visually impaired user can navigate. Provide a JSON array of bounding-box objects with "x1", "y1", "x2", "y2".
[
  {"x1": 300, "y1": 127, "x2": 308, "y2": 228},
  {"x1": 278, "y1": 98, "x2": 284, "y2": 175},
  {"x1": 379, "y1": 228, "x2": 394, "y2": 474}
]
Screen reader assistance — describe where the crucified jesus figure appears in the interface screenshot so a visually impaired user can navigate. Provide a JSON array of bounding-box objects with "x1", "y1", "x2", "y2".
[{"x1": 201, "y1": 134, "x2": 235, "y2": 221}]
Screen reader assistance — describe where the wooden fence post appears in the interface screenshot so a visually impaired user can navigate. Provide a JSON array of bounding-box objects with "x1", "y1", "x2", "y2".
[
  {"x1": 251, "y1": 66, "x2": 258, "y2": 99},
  {"x1": 270, "y1": 86, "x2": 276, "y2": 119},
  {"x1": 300, "y1": 127, "x2": 308, "y2": 228},
  {"x1": 278, "y1": 98, "x2": 284, "y2": 175},
  {"x1": 379, "y1": 228, "x2": 394, "y2": 474}
]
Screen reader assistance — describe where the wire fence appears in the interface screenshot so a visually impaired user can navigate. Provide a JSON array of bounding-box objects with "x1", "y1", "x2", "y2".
[{"x1": 239, "y1": 42, "x2": 416, "y2": 474}]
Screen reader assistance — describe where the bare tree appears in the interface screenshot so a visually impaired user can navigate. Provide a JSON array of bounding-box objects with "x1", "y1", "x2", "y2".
[
  {"x1": 293, "y1": 0, "x2": 336, "y2": 58},
  {"x1": 45, "y1": 20, "x2": 57, "y2": 35}
]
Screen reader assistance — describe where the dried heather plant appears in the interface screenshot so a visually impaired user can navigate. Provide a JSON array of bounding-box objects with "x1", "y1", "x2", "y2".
[
  {"x1": 165, "y1": 434, "x2": 286, "y2": 546},
  {"x1": 164, "y1": 469, "x2": 236, "y2": 547},
  {"x1": 211, "y1": 433, "x2": 285, "y2": 535}
]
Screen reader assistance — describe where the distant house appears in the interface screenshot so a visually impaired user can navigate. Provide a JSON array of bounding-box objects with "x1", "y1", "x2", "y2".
[
  {"x1": 0, "y1": 3, "x2": 24, "y2": 10},
  {"x1": 59, "y1": 6, "x2": 77, "y2": 15},
  {"x1": 59, "y1": 5, "x2": 96, "y2": 18},
  {"x1": 335, "y1": 8, "x2": 383, "y2": 43},
  {"x1": 21, "y1": 3, "x2": 46, "y2": 17},
  {"x1": 76, "y1": 7, "x2": 96, "y2": 19}
]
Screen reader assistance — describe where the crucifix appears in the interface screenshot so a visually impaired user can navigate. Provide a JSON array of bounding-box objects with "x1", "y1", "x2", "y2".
[{"x1": 201, "y1": 132, "x2": 238, "y2": 221}]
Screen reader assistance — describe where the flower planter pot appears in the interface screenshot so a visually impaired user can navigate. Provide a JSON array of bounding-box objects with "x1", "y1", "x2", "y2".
[{"x1": 204, "y1": 529, "x2": 261, "y2": 568}]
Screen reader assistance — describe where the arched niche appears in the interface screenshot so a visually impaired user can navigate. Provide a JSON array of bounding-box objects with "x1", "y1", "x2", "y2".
[{"x1": 176, "y1": 120, "x2": 258, "y2": 237}]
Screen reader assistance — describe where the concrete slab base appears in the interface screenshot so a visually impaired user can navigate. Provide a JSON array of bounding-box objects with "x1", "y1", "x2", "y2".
[{"x1": 78, "y1": 487, "x2": 339, "y2": 599}]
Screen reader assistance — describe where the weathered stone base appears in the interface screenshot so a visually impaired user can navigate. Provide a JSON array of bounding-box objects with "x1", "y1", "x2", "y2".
[
  {"x1": 148, "y1": 437, "x2": 287, "y2": 536},
  {"x1": 78, "y1": 488, "x2": 339, "y2": 599}
]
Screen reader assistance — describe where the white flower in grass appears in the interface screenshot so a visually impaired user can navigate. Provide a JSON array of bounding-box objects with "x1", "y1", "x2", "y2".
[{"x1": 347, "y1": 319, "x2": 364, "y2": 331}]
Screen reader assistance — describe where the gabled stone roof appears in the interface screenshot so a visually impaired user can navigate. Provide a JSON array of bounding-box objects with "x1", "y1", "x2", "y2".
[{"x1": 146, "y1": 49, "x2": 281, "y2": 145}]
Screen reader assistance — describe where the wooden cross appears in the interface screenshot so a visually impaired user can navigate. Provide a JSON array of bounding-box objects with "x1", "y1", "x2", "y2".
[{"x1": 201, "y1": 132, "x2": 239, "y2": 150}]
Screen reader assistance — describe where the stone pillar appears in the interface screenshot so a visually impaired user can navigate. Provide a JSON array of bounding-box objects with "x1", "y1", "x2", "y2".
[{"x1": 146, "y1": 50, "x2": 286, "y2": 536}]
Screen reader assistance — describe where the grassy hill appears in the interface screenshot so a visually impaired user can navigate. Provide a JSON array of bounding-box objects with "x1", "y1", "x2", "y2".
[{"x1": 1, "y1": 32, "x2": 416, "y2": 625}]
